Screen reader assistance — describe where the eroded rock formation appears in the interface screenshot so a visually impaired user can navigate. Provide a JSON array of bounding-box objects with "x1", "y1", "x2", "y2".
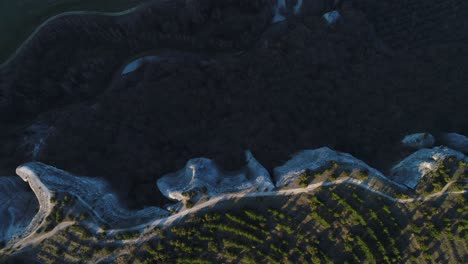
[
  {"x1": 157, "y1": 151, "x2": 274, "y2": 201},
  {"x1": 16, "y1": 163, "x2": 169, "y2": 229},
  {"x1": 401, "y1": 133, "x2": 435, "y2": 149},
  {"x1": 2, "y1": 137, "x2": 467, "y2": 246},
  {"x1": 273, "y1": 147, "x2": 387, "y2": 187},
  {"x1": 390, "y1": 147, "x2": 467, "y2": 189}
]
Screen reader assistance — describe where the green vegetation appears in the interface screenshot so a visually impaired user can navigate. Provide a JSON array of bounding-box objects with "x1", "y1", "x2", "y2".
[
  {"x1": 298, "y1": 162, "x2": 343, "y2": 187},
  {"x1": 111, "y1": 186, "x2": 466, "y2": 263},
  {"x1": 298, "y1": 169, "x2": 314, "y2": 187},
  {"x1": 353, "y1": 169, "x2": 369, "y2": 180},
  {"x1": 0, "y1": 0, "x2": 147, "y2": 64},
  {"x1": 4, "y1": 175, "x2": 467, "y2": 263},
  {"x1": 115, "y1": 231, "x2": 140, "y2": 240},
  {"x1": 185, "y1": 200, "x2": 194, "y2": 209},
  {"x1": 69, "y1": 225, "x2": 91, "y2": 239},
  {"x1": 40, "y1": 193, "x2": 78, "y2": 232},
  {"x1": 137, "y1": 185, "x2": 463, "y2": 263},
  {"x1": 417, "y1": 155, "x2": 468, "y2": 195}
]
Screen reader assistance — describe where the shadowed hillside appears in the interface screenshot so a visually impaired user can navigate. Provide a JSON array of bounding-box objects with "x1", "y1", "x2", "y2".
[{"x1": 0, "y1": 0, "x2": 467, "y2": 208}]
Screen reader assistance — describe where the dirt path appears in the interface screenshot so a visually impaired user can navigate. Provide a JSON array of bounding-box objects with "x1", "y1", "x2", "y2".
[
  {"x1": 104, "y1": 178, "x2": 467, "y2": 245},
  {"x1": 92, "y1": 178, "x2": 466, "y2": 263},
  {"x1": 18, "y1": 221, "x2": 75, "y2": 249},
  {"x1": 5, "y1": 177, "x2": 466, "y2": 253}
]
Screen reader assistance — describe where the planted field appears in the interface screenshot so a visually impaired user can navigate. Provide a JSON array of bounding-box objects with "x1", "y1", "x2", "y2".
[
  {"x1": 17, "y1": 183, "x2": 465, "y2": 263},
  {"x1": 3, "y1": 165, "x2": 466, "y2": 263},
  {"x1": 130, "y1": 185, "x2": 467, "y2": 263}
]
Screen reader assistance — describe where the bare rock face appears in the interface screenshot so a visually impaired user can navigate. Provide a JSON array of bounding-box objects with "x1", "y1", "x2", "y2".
[
  {"x1": 439, "y1": 133, "x2": 468, "y2": 154},
  {"x1": 401, "y1": 133, "x2": 435, "y2": 149},
  {"x1": 390, "y1": 147, "x2": 466, "y2": 189},
  {"x1": 16, "y1": 163, "x2": 169, "y2": 228},
  {"x1": 0, "y1": 177, "x2": 38, "y2": 245},
  {"x1": 121, "y1": 56, "x2": 161, "y2": 75},
  {"x1": 157, "y1": 151, "x2": 274, "y2": 201},
  {"x1": 273, "y1": 147, "x2": 386, "y2": 187},
  {"x1": 323, "y1": 10, "x2": 341, "y2": 25}
]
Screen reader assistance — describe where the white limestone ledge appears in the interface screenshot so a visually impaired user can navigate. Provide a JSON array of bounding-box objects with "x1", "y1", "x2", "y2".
[
  {"x1": 16, "y1": 163, "x2": 169, "y2": 228},
  {"x1": 157, "y1": 151, "x2": 274, "y2": 201},
  {"x1": 391, "y1": 147, "x2": 467, "y2": 189},
  {"x1": 273, "y1": 147, "x2": 387, "y2": 188}
]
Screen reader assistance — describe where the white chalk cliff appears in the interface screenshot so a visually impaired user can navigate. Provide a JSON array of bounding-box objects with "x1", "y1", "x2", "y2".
[
  {"x1": 16, "y1": 163, "x2": 169, "y2": 230},
  {"x1": 157, "y1": 151, "x2": 274, "y2": 201},
  {"x1": 3, "y1": 132, "x2": 468, "y2": 247},
  {"x1": 273, "y1": 147, "x2": 389, "y2": 187}
]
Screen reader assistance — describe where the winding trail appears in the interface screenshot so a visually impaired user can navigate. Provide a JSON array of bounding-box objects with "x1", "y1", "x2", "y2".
[
  {"x1": 4, "y1": 164, "x2": 167, "y2": 252},
  {"x1": 99, "y1": 178, "x2": 467, "y2": 245},
  {"x1": 93, "y1": 178, "x2": 467, "y2": 263},
  {"x1": 21, "y1": 221, "x2": 75, "y2": 247},
  {"x1": 3, "y1": 175, "x2": 466, "y2": 255}
]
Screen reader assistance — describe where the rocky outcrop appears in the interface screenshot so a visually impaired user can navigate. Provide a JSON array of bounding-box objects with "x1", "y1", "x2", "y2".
[
  {"x1": 0, "y1": 177, "x2": 37, "y2": 245},
  {"x1": 121, "y1": 56, "x2": 161, "y2": 75},
  {"x1": 323, "y1": 10, "x2": 341, "y2": 25},
  {"x1": 15, "y1": 165, "x2": 54, "y2": 246},
  {"x1": 3, "y1": 141, "x2": 466, "y2": 248},
  {"x1": 157, "y1": 151, "x2": 274, "y2": 201},
  {"x1": 390, "y1": 147, "x2": 467, "y2": 189},
  {"x1": 439, "y1": 133, "x2": 468, "y2": 154},
  {"x1": 16, "y1": 163, "x2": 169, "y2": 230},
  {"x1": 401, "y1": 133, "x2": 435, "y2": 149},
  {"x1": 273, "y1": 147, "x2": 387, "y2": 187}
]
